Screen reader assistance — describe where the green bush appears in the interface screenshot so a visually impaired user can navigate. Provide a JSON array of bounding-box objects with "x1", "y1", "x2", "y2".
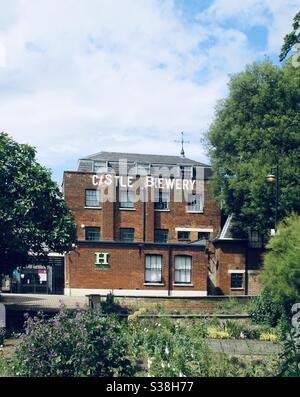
[
  {"x1": 222, "y1": 320, "x2": 245, "y2": 339},
  {"x1": 0, "y1": 328, "x2": 5, "y2": 346},
  {"x1": 276, "y1": 327, "x2": 300, "y2": 377},
  {"x1": 13, "y1": 306, "x2": 135, "y2": 377},
  {"x1": 249, "y1": 290, "x2": 284, "y2": 327}
]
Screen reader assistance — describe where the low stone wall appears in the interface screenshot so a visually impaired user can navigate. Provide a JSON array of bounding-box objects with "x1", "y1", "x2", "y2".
[{"x1": 115, "y1": 295, "x2": 252, "y2": 314}]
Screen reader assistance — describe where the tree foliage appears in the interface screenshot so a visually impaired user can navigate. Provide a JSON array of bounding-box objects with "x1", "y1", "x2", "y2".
[
  {"x1": 206, "y1": 61, "x2": 300, "y2": 234},
  {"x1": 260, "y1": 214, "x2": 300, "y2": 304},
  {"x1": 280, "y1": 11, "x2": 300, "y2": 62},
  {"x1": 0, "y1": 132, "x2": 76, "y2": 270}
]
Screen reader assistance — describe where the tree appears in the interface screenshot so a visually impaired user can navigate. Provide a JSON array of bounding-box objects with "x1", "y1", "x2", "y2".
[
  {"x1": 206, "y1": 61, "x2": 300, "y2": 234},
  {"x1": 259, "y1": 214, "x2": 300, "y2": 305},
  {"x1": 0, "y1": 132, "x2": 76, "y2": 271},
  {"x1": 279, "y1": 11, "x2": 300, "y2": 62}
]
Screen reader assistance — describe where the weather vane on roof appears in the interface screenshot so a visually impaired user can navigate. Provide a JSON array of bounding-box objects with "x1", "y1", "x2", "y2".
[{"x1": 175, "y1": 131, "x2": 189, "y2": 158}]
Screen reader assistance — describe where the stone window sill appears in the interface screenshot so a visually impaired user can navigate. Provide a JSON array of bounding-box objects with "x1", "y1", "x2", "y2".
[
  {"x1": 144, "y1": 283, "x2": 165, "y2": 286},
  {"x1": 84, "y1": 206, "x2": 102, "y2": 210}
]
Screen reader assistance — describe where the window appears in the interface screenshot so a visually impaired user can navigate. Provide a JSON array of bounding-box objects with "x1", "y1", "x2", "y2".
[
  {"x1": 145, "y1": 255, "x2": 162, "y2": 284},
  {"x1": 180, "y1": 166, "x2": 192, "y2": 179},
  {"x1": 175, "y1": 256, "x2": 192, "y2": 284},
  {"x1": 154, "y1": 191, "x2": 169, "y2": 210},
  {"x1": 187, "y1": 193, "x2": 202, "y2": 212},
  {"x1": 85, "y1": 189, "x2": 101, "y2": 207},
  {"x1": 151, "y1": 165, "x2": 172, "y2": 178},
  {"x1": 231, "y1": 273, "x2": 243, "y2": 289},
  {"x1": 136, "y1": 163, "x2": 150, "y2": 176},
  {"x1": 119, "y1": 228, "x2": 135, "y2": 242},
  {"x1": 119, "y1": 190, "x2": 135, "y2": 209},
  {"x1": 177, "y1": 231, "x2": 190, "y2": 241},
  {"x1": 85, "y1": 227, "x2": 100, "y2": 241},
  {"x1": 154, "y1": 229, "x2": 168, "y2": 243},
  {"x1": 198, "y1": 232, "x2": 210, "y2": 242},
  {"x1": 248, "y1": 231, "x2": 263, "y2": 248},
  {"x1": 94, "y1": 161, "x2": 107, "y2": 173}
]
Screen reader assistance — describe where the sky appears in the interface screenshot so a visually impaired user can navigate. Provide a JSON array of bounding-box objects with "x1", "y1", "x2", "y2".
[{"x1": 0, "y1": 0, "x2": 299, "y2": 183}]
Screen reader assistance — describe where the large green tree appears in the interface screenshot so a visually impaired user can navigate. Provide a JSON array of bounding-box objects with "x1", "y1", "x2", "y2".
[
  {"x1": 260, "y1": 213, "x2": 300, "y2": 304},
  {"x1": 0, "y1": 132, "x2": 76, "y2": 271},
  {"x1": 206, "y1": 61, "x2": 300, "y2": 234},
  {"x1": 280, "y1": 10, "x2": 300, "y2": 62}
]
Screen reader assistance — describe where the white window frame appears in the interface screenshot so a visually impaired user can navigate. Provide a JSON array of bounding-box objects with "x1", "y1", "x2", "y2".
[
  {"x1": 145, "y1": 255, "x2": 163, "y2": 284},
  {"x1": 174, "y1": 256, "x2": 192, "y2": 285},
  {"x1": 85, "y1": 189, "x2": 101, "y2": 208},
  {"x1": 119, "y1": 189, "x2": 135, "y2": 209},
  {"x1": 186, "y1": 193, "x2": 203, "y2": 213},
  {"x1": 94, "y1": 160, "x2": 108, "y2": 174}
]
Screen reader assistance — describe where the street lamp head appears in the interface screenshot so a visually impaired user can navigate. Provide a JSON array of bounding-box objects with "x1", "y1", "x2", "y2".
[{"x1": 266, "y1": 174, "x2": 276, "y2": 183}]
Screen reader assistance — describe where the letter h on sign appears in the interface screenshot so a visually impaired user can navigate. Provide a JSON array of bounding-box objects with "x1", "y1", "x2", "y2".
[{"x1": 95, "y1": 252, "x2": 109, "y2": 270}]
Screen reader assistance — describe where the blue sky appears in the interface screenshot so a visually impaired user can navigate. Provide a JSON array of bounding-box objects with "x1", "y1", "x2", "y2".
[{"x1": 0, "y1": 0, "x2": 299, "y2": 184}]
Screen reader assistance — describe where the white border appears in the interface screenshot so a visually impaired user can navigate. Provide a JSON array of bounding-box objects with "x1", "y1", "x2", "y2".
[
  {"x1": 64, "y1": 288, "x2": 207, "y2": 297},
  {"x1": 175, "y1": 227, "x2": 213, "y2": 232}
]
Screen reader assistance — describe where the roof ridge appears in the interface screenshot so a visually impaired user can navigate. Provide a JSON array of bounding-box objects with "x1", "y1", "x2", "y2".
[{"x1": 82, "y1": 150, "x2": 210, "y2": 166}]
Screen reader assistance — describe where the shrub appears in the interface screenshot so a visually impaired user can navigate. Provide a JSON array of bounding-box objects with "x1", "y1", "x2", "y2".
[
  {"x1": 207, "y1": 327, "x2": 231, "y2": 339},
  {"x1": 249, "y1": 289, "x2": 284, "y2": 327},
  {"x1": 276, "y1": 327, "x2": 300, "y2": 377},
  {"x1": 259, "y1": 332, "x2": 278, "y2": 342},
  {"x1": 0, "y1": 328, "x2": 5, "y2": 346},
  {"x1": 13, "y1": 306, "x2": 135, "y2": 377},
  {"x1": 222, "y1": 320, "x2": 245, "y2": 339}
]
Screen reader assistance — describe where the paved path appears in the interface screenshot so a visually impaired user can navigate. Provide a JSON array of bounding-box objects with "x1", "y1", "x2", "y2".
[
  {"x1": 0, "y1": 293, "x2": 88, "y2": 312},
  {"x1": 207, "y1": 339, "x2": 281, "y2": 356}
]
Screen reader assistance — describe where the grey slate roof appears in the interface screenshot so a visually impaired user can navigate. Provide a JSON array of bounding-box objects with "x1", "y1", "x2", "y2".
[{"x1": 84, "y1": 151, "x2": 209, "y2": 166}]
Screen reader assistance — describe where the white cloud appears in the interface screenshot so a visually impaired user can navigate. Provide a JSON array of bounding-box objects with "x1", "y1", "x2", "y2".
[
  {"x1": 0, "y1": 42, "x2": 6, "y2": 67},
  {"x1": 0, "y1": 0, "x2": 298, "y2": 179}
]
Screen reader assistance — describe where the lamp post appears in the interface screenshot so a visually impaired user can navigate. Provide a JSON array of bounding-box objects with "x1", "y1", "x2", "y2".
[{"x1": 266, "y1": 162, "x2": 279, "y2": 234}]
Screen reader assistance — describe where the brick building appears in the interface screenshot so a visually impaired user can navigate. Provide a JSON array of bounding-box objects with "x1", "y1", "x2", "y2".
[{"x1": 63, "y1": 151, "x2": 263, "y2": 297}]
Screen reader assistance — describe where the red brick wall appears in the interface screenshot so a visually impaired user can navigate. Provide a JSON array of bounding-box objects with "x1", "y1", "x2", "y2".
[
  {"x1": 215, "y1": 243, "x2": 247, "y2": 296},
  {"x1": 65, "y1": 243, "x2": 208, "y2": 293},
  {"x1": 63, "y1": 172, "x2": 221, "y2": 244}
]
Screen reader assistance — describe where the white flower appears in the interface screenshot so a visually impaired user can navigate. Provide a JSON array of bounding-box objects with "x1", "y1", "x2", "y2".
[
  {"x1": 161, "y1": 362, "x2": 165, "y2": 368},
  {"x1": 144, "y1": 327, "x2": 149, "y2": 333},
  {"x1": 165, "y1": 346, "x2": 170, "y2": 355}
]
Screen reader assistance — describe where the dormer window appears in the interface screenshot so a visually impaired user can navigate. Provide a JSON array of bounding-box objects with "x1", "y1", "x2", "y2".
[
  {"x1": 94, "y1": 161, "x2": 108, "y2": 174},
  {"x1": 136, "y1": 163, "x2": 150, "y2": 176}
]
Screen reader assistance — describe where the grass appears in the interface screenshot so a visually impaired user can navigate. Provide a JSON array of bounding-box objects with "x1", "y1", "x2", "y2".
[
  {"x1": 214, "y1": 297, "x2": 253, "y2": 315},
  {"x1": 0, "y1": 338, "x2": 19, "y2": 377}
]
